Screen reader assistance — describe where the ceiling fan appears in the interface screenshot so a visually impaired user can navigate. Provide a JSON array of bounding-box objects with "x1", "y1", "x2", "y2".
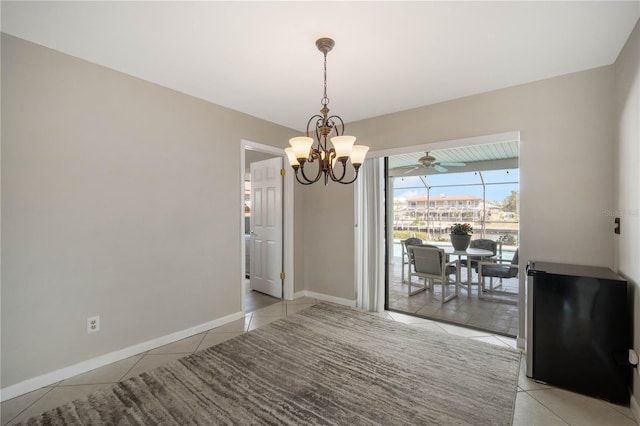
[{"x1": 396, "y1": 152, "x2": 466, "y2": 174}]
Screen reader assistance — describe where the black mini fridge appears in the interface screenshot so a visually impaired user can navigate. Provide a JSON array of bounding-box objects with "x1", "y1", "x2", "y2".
[{"x1": 526, "y1": 261, "x2": 630, "y2": 404}]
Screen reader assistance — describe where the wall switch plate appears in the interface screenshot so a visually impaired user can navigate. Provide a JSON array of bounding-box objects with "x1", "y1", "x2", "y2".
[
  {"x1": 614, "y1": 217, "x2": 620, "y2": 234},
  {"x1": 87, "y1": 316, "x2": 100, "y2": 333}
]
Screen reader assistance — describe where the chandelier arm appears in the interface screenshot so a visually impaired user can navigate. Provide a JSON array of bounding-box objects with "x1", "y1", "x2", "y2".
[
  {"x1": 335, "y1": 165, "x2": 362, "y2": 185},
  {"x1": 326, "y1": 115, "x2": 346, "y2": 137},
  {"x1": 316, "y1": 128, "x2": 324, "y2": 152},
  {"x1": 290, "y1": 165, "x2": 316, "y2": 185},
  {"x1": 294, "y1": 169, "x2": 318, "y2": 185},
  {"x1": 298, "y1": 154, "x2": 323, "y2": 184},
  {"x1": 306, "y1": 115, "x2": 323, "y2": 139},
  {"x1": 328, "y1": 158, "x2": 348, "y2": 182}
]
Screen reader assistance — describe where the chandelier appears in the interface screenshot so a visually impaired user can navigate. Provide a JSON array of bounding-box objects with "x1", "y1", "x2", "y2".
[{"x1": 284, "y1": 37, "x2": 369, "y2": 185}]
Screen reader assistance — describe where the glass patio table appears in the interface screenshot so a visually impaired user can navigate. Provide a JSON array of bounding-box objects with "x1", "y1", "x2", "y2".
[{"x1": 444, "y1": 247, "x2": 494, "y2": 296}]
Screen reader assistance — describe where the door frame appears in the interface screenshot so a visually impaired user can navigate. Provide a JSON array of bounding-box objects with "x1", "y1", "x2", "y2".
[{"x1": 240, "y1": 139, "x2": 294, "y2": 313}]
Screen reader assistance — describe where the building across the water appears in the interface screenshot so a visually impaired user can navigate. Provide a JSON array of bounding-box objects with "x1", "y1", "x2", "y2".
[{"x1": 396, "y1": 194, "x2": 506, "y2": 222}]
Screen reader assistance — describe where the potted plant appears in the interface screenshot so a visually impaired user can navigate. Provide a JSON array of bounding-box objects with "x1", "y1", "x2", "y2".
[{"x1": 450, "y1": 223, "x2": 473, "y2": 251}]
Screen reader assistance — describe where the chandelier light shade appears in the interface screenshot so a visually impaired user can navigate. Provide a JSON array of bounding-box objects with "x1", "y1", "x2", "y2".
[{"x1": 286, "y1": 37, "x2": 369, "y2": 185}]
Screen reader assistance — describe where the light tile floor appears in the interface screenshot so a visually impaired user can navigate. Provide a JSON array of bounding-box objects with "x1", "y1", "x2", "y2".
[
  {"x1": 2, "y1": 299, "x2": 637, "y2": 425},
  {"x1": 245, "y1": 288, "x2": 281, "y2": 313}
]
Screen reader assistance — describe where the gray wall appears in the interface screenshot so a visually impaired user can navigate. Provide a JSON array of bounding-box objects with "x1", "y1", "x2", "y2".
[
  {"x1": 306, "y1": 65, "x2": 618, "y2": 304},
  {"x1": 302, "y1": 182, "x2": 356, "y2": 300},
  {"x1": 302, "y1": 23, "x2": 639, "y2": 408},
  {"x1": 1, "y1": 34, "x2": 298, "y2": 387},
  {"x1": 3, "y1": 21, "x2": 638, "y2": 407},
  {"x1": 614, "y1": 20, "x2": 640, "y2": 413}
]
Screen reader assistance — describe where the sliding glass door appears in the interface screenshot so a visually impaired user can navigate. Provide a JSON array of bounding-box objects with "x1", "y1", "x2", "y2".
[{"x1": 385, "y1": 142, "x2": 520, "y2": 337}]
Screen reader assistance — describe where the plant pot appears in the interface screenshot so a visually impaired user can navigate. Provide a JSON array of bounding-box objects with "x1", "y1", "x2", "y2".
[{"x1": 450, "y1": 234, "x2": 471, "y2": 251}]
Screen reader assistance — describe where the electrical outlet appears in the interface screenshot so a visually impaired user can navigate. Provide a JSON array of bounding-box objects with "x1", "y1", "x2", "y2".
[{"x1": 87, "y1": 316, "x2": 100, "y2": 333}]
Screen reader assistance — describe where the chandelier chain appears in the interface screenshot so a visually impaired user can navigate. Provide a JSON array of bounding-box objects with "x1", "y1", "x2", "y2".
[{"x1": 322, "y1": 51, "x2": 329, "y2": 107}]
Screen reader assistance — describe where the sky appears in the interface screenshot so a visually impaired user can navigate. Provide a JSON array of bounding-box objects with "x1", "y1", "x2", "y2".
[{"x1": 392, "y1": 169, "x2": 519, "y2": 204}]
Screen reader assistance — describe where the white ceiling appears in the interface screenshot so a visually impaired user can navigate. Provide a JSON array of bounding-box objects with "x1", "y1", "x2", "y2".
[{"x1": 2, "y1": 1, "x2": 639, "y2": 131}]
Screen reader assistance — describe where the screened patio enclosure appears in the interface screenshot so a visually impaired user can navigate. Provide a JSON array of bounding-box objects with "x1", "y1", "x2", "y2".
[
  {"x1": 386, "y1": 141, "x2": 520, "y2": 336},
  {"x1": 390, "y1": 169, "x2": 519, "y2": 245}
]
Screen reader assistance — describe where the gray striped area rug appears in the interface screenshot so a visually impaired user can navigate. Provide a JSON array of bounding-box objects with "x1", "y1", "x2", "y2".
[{"x1": 21, "y1": 303, "x2": 520, "y2": 425}]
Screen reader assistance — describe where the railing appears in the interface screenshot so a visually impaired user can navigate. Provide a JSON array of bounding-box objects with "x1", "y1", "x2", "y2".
[
  {"x1": 393, "y1": 220, "x2": 519, "y2": 245},
  {"x1": 392, "y1": 240, "x2": 517, "y2": 261}
]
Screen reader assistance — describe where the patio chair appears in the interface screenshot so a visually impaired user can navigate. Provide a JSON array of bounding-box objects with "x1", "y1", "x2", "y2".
[
  {"x1": 477, "y1": 249, "x2": 519, "y2": 304},
  {"x1": 459, "y1": 238, "x2": 501, "y2": 270},
  {"x1": 401, "y1": 237, "x2": 423, "y2": 283},
  {"x1": 408, "y1": 245, "x2": 460, "y2": 304}
]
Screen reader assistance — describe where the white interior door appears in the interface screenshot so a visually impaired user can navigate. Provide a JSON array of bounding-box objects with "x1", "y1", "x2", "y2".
[{"x1": 249, "y1": 156, "x2": 283, "y2": 298}]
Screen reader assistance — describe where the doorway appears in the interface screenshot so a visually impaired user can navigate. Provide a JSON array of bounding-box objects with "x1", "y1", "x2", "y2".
[
  {"x1": 240, "y1": 140, "x2": 294, "y2": 314},
  {"x1": 386, "y1": 139, "x2": 520, "y2": 336}
]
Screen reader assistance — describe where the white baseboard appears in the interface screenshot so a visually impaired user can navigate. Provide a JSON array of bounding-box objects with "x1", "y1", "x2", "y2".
[
  {"x1": 303, "y1": 291, "x2": 357, "y2": 307},
  {"x1": 0, "y1": 311, "x2": 243, "y2": 402},
  {"x1": 291, "y1": 290, "x2": 307, "y2": 300},
  {"x1": 631, "y1": 393, "x2": 639, "y2": 423}
]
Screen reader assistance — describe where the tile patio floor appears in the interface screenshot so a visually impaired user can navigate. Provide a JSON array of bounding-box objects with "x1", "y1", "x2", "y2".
[{"x1": 389, "y1": 254, "x2": 519, "y2": 336}]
